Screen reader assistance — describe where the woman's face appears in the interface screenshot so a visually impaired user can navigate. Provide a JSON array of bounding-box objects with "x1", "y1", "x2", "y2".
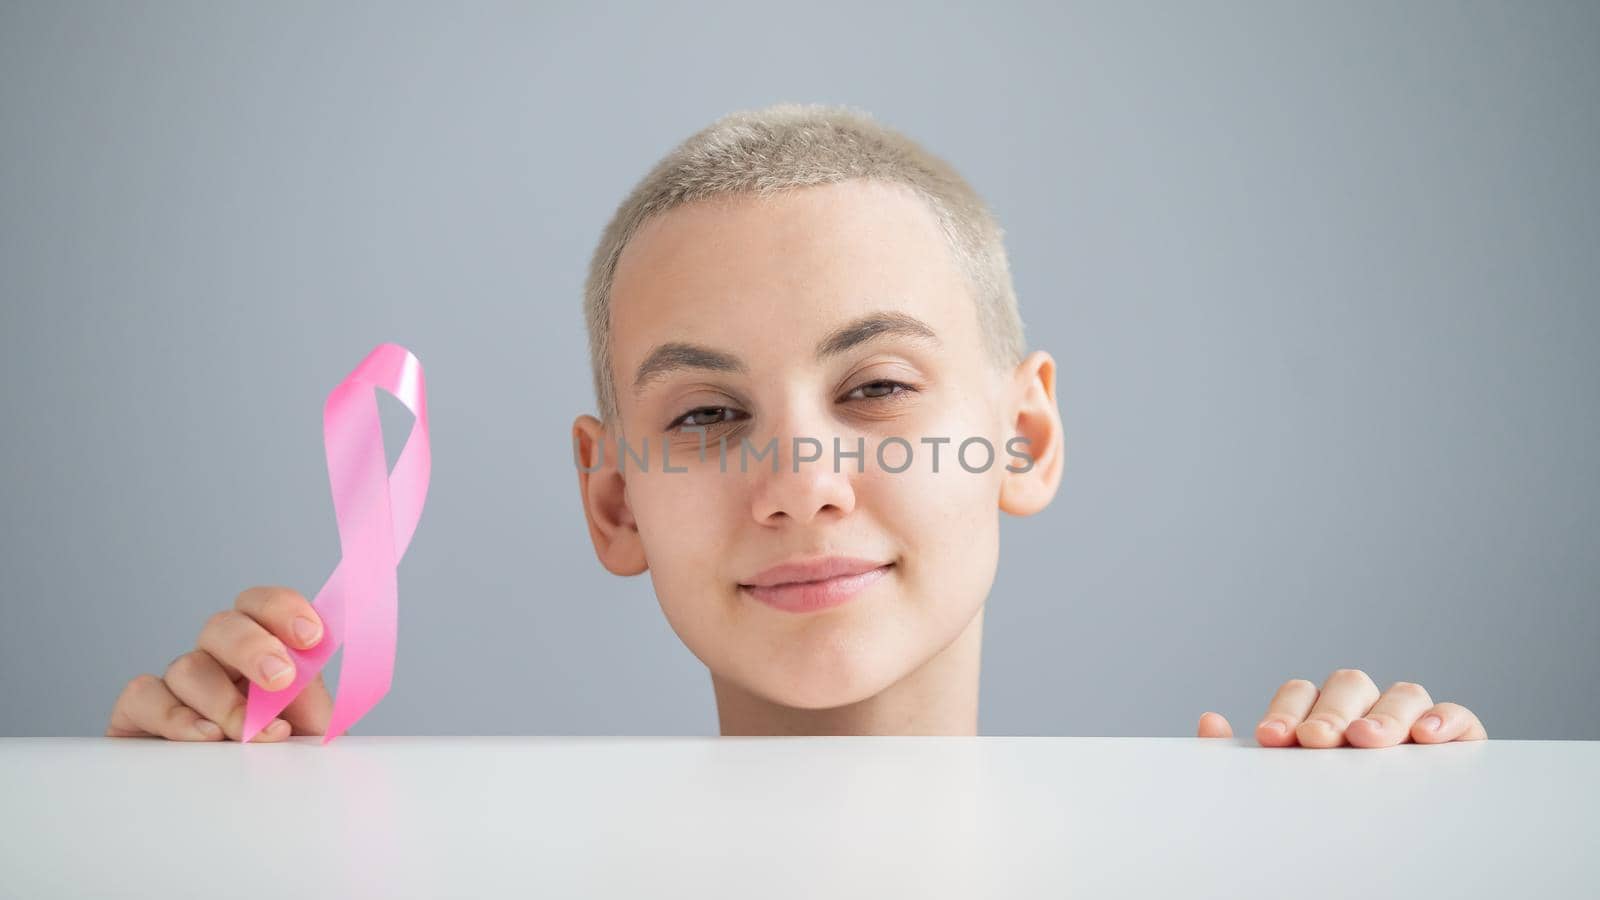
[{"x1": 597, "y1": 179, "x2": 1022, "y2": 710}]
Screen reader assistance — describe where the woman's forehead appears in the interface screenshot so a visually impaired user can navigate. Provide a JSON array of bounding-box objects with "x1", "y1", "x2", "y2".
[{"x1": 611, "y1": 183, "x2": 975, "y2": 363}]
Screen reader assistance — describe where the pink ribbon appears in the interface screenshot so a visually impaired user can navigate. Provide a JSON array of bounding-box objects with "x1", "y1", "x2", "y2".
[{"x1": 242, "y1": 342, "x2": 431, "y2": 743}]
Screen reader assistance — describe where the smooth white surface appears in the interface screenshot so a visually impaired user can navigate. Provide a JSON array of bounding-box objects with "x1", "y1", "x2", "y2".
[{"x1": 2, "y1": 736, "x2": 1594, "y2": 899}]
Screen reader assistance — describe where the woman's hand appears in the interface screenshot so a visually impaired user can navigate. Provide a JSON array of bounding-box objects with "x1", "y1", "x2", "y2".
[
  {"x1": 1197, "y1": 668, "x2": 1487, "y2": 748},
  {"x1": 106, "y1": 586, "x2": 333, "y2": 742}
]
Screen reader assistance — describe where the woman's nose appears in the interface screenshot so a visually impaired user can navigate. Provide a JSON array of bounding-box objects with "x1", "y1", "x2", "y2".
[
  {"x1": 745, "y1": 410, "x2": 860, "y2": 527},
  {"x1": 750, "y1": 447, "x2": 858, "y2": 525}
]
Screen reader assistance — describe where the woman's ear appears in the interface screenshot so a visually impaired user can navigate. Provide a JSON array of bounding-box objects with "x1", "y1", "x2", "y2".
[
  {"x1": 998, "y1": 350, "x2": 1065, "y2": 516},
  {"x1": 572, "y1": 414, "x2": 648, "y2": 576}
]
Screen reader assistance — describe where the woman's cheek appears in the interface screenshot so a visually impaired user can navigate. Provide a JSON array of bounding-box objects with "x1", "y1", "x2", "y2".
[
  {"x1": 878, "y1": 416, "x2": 1005, "y2": 584},
  {"x1": 631, "y1": 467, "x2": 731, "y2": 570}
]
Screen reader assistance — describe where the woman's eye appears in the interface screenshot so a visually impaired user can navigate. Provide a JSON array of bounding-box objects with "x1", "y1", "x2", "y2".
[
  {"x1": 845, "y1": 380, "x2": 915, "y2": 402},
  {"x1": 667, "y1": 381, "x2": 915, "y2": 432},
  {"x1": 668, "y1": 406, "x2": 745, "y2": 432}
]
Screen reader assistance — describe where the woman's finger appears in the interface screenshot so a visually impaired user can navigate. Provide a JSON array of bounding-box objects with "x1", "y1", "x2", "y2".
[
  {"x1": 234, "y1": 586, "x2": 324, "y2": 652},
  {"x1": 1197, "y1": 711, "x2": 1233, "y2": 738},
  {"x1": 1297, "y1": 669, "x2": 1382, "y2": 748},
  {"x1": 1345, "y1": 681, "x2": 1434, "y2": 749},
  {"x1": 196, "y1": 609, "x2": 296, "y2": 692},
  {"x1": 1255, "y1": 679, "x2": 1319, "y2": 747},
  {"x1": 162, "y1": 651, "x2": 242, "y2": 738},
  {"x1": 105, "y1": 674, "x2": 222, "y2": 742},
  {"x1": 1411, "y1": 701, "x2": 1488, "y2": 743},
  {"x1": 279, "y1": 671, "x2": 334, "y2": 735},
  {"x1": 163, "y1": 650, "x2": 292, "y2": 742}
]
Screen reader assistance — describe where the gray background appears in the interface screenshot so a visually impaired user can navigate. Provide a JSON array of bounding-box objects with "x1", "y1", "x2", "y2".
[{"x1": 2, "y1": 1, "x2": 1595, "y2": 739}]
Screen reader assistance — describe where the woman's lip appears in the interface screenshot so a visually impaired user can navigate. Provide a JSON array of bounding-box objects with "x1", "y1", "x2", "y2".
[
  {"x1": 739, "y1": 563, "x2": 893, "y2": 614},
  {"x1": 741, "y1": 555, "x2": 893, "y2": 587}
]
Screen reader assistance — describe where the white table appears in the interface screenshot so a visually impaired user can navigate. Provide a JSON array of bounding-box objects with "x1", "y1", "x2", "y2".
[{"x1": 2, "y1": 736, "x2": 1594, "y2": 898}]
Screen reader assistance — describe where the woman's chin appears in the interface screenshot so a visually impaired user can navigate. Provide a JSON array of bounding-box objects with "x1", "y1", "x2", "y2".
[{"x1": 745, "y1": 653, "x2": 902, "y2": 711}]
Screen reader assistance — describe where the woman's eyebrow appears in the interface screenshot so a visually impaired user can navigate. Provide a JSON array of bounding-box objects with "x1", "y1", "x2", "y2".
[
  {"x1": 631, "y1": 311, "x2": 941, "y2": 396},
  {"x1": 816, "y1": 311, "x2": 941, "y2": 359}
]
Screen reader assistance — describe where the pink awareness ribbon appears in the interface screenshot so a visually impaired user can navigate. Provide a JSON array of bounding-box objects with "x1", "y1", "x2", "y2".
[{"x1": 242, "y1": 342, "x2": 431, "y2": 743}]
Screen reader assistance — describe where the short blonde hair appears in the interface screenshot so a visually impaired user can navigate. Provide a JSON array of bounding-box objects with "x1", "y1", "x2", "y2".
[{"x1": 583, "y1": 102, "x2": 1026, "y2": 428}]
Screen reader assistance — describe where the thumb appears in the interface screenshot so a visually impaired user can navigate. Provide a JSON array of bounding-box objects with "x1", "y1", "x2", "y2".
[
  {"x1": 280, "y1": 671, "x2": 334, "y2": 735},
  {"x1": 1197, "y1": 711, "x2": 1233, "y2": 738}
]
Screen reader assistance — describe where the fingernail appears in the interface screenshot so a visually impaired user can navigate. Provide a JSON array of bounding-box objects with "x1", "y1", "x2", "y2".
[
  {"x1": 292, "y1": 616, "x2": 322, "y2": 647},
  {"x1": 195, "y1": 719, "x2": 222, "y2": 738},
  {"x1": 252, "y1": 718, "x2": 289, "y2": 741},
  {"x1": 1421, "y1": 714, "x2": 1443, "y2": 732},
  {"x1": 1258, "y1": 719, "x2": 1285, "y2": 734},
  {"x1": 1362, "y1": 717, "x2": 1384, "y2": 729},
  {"x1": 260, "y1": 655, "x2": 292, "y2": 685}
]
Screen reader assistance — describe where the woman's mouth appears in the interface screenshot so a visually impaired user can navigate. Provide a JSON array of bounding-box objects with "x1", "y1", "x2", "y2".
[{"x1": 738, "y1": 562, "x2": 894, "y2": 614}]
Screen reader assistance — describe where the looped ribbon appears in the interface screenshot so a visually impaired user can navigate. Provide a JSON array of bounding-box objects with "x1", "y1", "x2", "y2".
[{"x1": 242, "y1": 342, "x2": 431, "y2": 743}]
